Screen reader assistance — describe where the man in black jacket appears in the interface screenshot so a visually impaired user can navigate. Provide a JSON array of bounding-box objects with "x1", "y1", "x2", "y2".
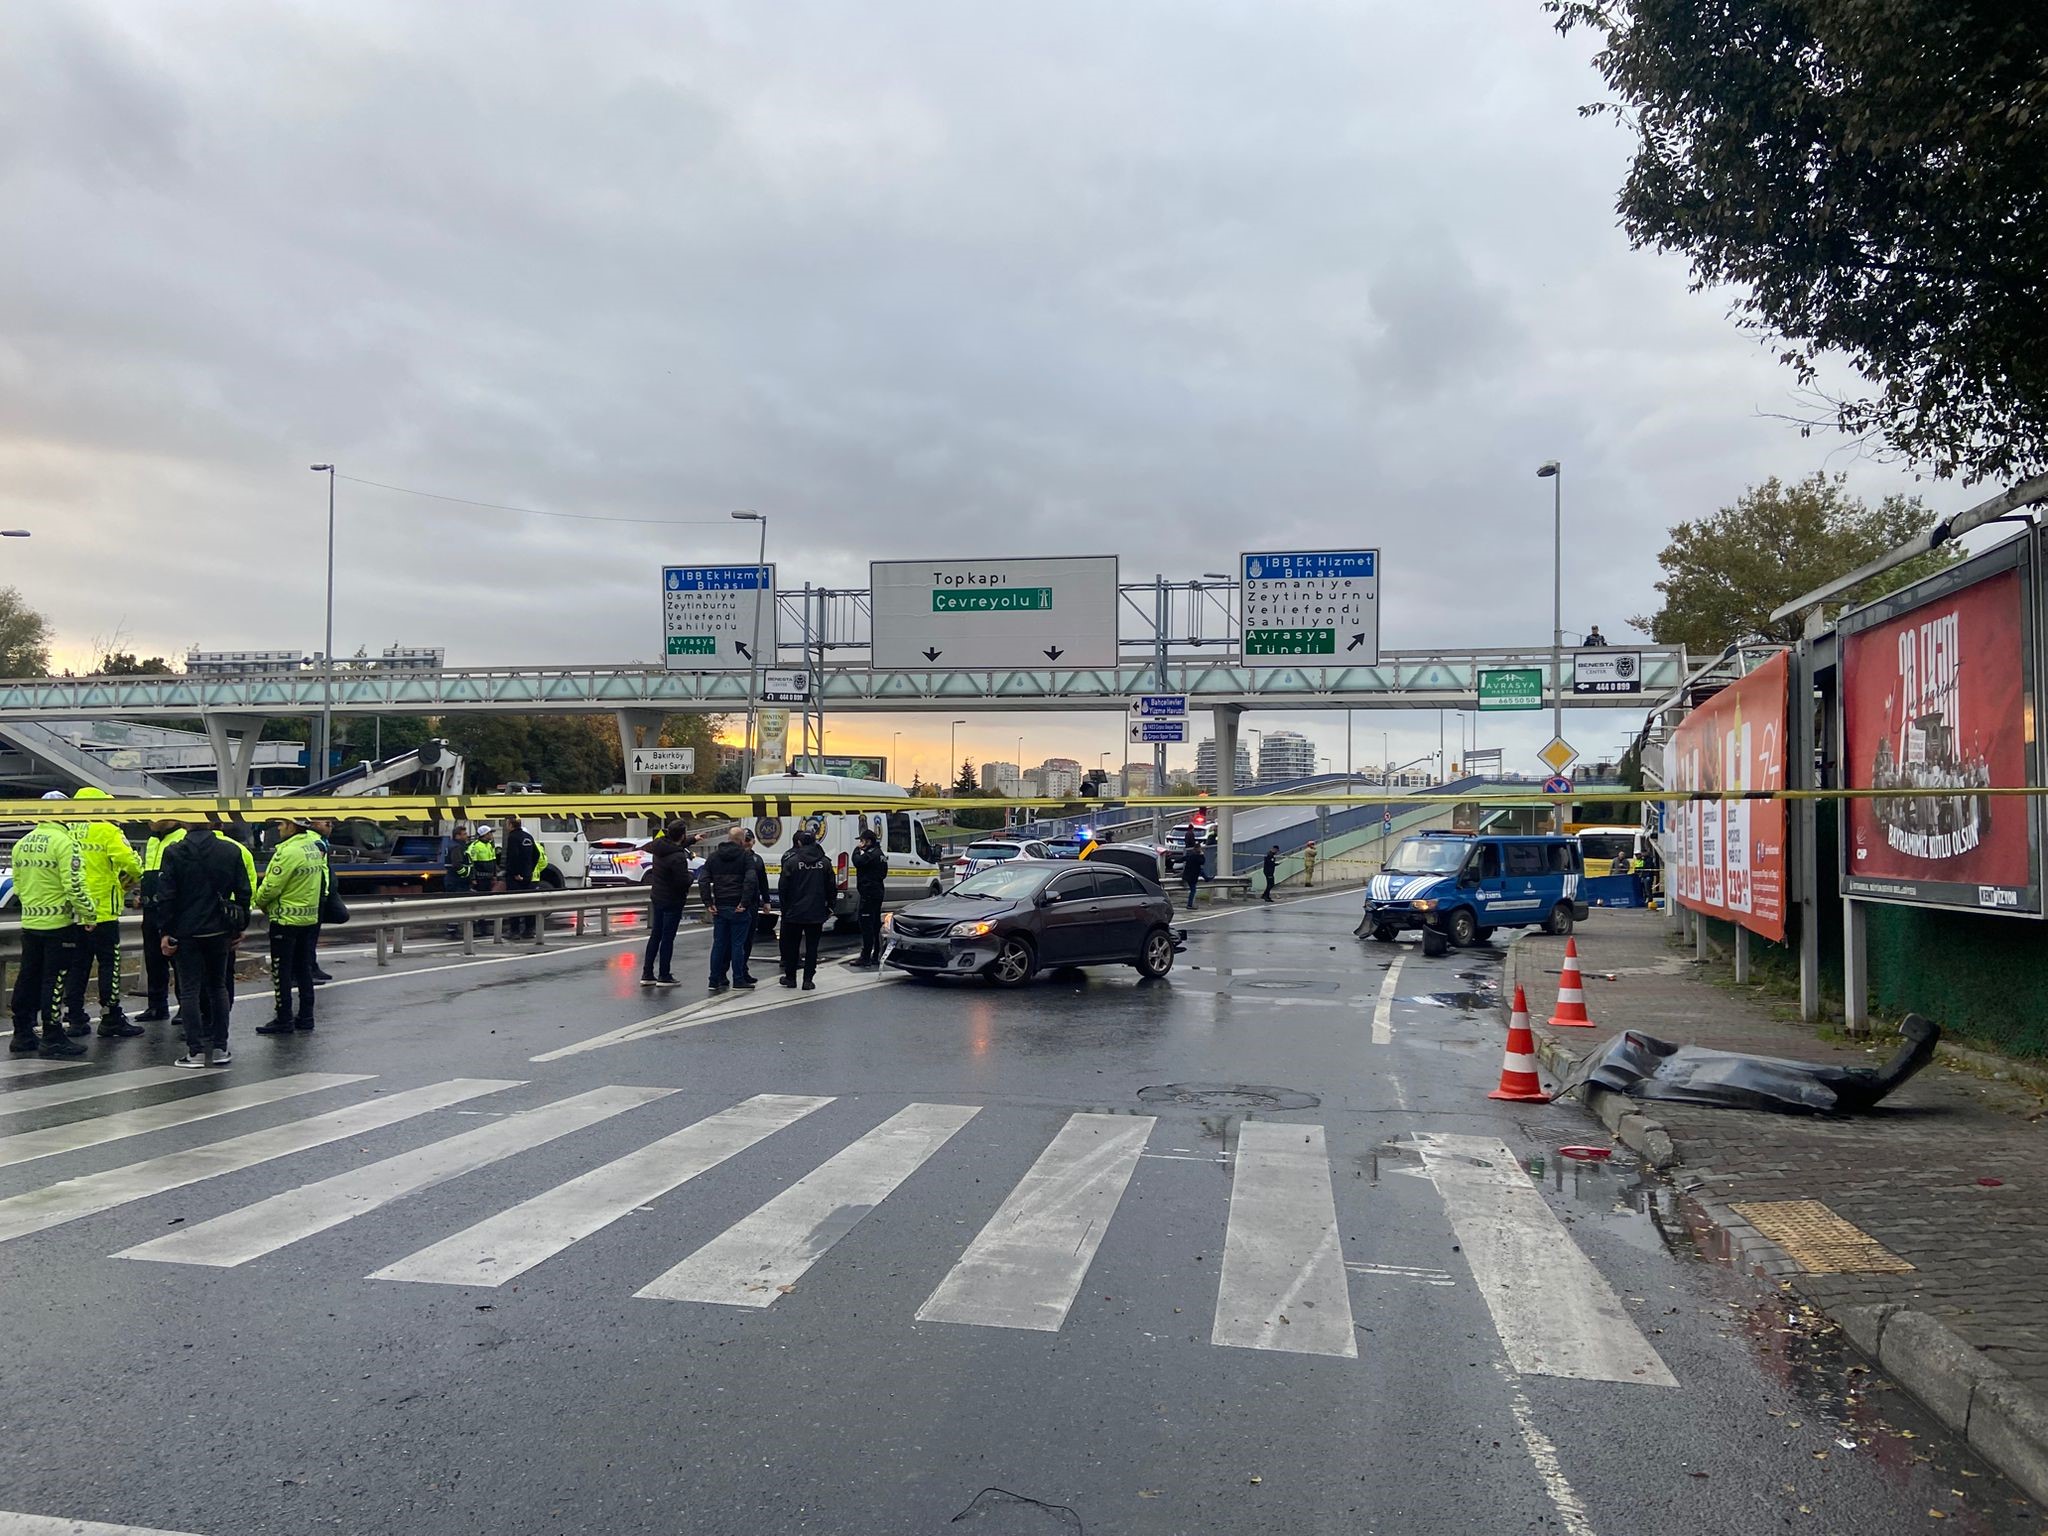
[
  {"x1": 640, "y1": 820, "x2": 696, "y2": 988},
  {"x1": 776, "y1": 831, "x2": 834, "y2": 990},
  {"x1": 1262, "y1": 845, "x2": 1279, "y2": 902},
  {"x1": 850, "y1": 827, "x2": 887, "y2": 968},
  {"x1": 739, "y1": 827, "x2": 771, "y2": 970},
  {"x1": 697, "y1": 828, "x2": 761, "y2": 993},
  {"x1": 501, "y1": 815, "x2": 541, "y2": 939},
  {"x1": 149, "y1": 827, "x2": 252, "y2": 1069}
]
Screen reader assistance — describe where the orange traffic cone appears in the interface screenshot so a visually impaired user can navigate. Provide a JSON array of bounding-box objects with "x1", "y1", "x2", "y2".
[
  {"x1": 1549, "y1": 937, "x2": 1595, "y2": 1028},
  {"x1": 1489, "y1": 986, "x2": 1551, "y2": 1103}
]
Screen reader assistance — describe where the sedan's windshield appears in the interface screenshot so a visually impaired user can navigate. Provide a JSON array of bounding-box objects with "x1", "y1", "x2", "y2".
[
  {"x1": 965, "y1": 843, "x2": 1022, "y2": 861},
  {"x1": 1383, "y1": 838, "x2": 1468, "y2": 875},
  {"x1": 951, "y1": 864, "x2": 1054, "y2": 899}
]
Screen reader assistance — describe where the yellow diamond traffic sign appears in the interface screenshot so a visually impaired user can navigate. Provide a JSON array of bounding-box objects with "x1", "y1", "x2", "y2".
[{"x1": 1537, "y1": 736, "x2": 1579, "y2": 776}]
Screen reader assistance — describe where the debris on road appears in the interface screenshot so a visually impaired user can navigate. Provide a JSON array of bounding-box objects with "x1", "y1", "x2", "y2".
[{"x1": 1554, "y1": 1015, "x2": 1940, "y2": 1114}]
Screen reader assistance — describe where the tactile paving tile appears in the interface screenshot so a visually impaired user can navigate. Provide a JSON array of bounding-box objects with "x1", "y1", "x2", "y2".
[{"x1": 1728, "y1": 1199, "x2": 1915, "y2": 1274}]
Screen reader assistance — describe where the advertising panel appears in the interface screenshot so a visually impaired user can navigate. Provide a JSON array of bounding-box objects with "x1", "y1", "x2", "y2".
[
  {"x1": 1838, "y1": 544, "x2": 2041, "y2": 915},
  {"x1": 789, "y1": 754, "x2": 890, "y2": 781},
  {"x1": 1477, "y1": 667, "x2": 1543, "y2": 711},
  {"x1": 1669, "y1": 650, "x2": 1790, "y2": 941},
  {"x1": 1572, "y1": 651, "x2": 1644, "y2": 695}
]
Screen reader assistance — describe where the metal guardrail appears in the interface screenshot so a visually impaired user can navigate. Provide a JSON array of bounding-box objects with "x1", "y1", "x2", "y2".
[{"x1": 0, "y1": 886, "x2": 652, "y2": 989}]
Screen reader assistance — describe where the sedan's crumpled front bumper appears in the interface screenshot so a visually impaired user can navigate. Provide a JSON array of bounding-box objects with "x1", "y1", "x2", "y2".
[{"x1": 882, "y1": 934, "x2": 1000, "y2": 974}]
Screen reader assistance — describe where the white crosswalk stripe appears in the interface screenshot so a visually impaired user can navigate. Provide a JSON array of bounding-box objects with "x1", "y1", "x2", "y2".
[
  {"x1": 638, "y1": 1101, "x2": 979, "y2": 1307},
  {"x1": 917, "y1": 1112, "x2": 1152, "y2": 1333},
  {"x1": 0, "y1": 1080, "x2": 1686, "y2": 1378},
  {"x1": 118, "y1": 1084, "x2": 676, "y2": 1268},
  {"x1": 1420, "y1": 1132, "x2": 1676, "y2": 1386},
  {"x1": 0, "y1": 1079, "x2": 514, "y2": 1246},
  {"x1": 371, "y1": 1092, "x2": 833, "y2": 1288},
  {"x1": 0, "y1": 1065, "x2": 205, "y2": 1116},
  {"x1": 0, "y1": 1072, "x2": 368, "y2": 1171},
  {"x1": 0, "y1": 1513, "x2": 203, "y2": 1535},
  {"x1": 0, "y1": 1058, "x2": 89, "y2": 1081},
  {"x1": 1212, "y1": 1121, "x2": 1356, "y2": 1357}
]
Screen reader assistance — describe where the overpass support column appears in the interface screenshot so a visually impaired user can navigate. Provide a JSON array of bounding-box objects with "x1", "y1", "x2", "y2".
[
  {"x1": 205, "y1": 715, "x2": 270, "y2": 799},
  {"x1": 617, "y1": 710, "x2": 667, "y2": 835},
  {"x1": 1214, "y1": 705, "x2": 1242, "y2": 886}
]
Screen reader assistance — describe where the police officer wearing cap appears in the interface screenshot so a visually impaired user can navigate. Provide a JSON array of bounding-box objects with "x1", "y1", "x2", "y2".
[{"x1": 9, "y1": 792, "x2": 96, "y2": 1058}]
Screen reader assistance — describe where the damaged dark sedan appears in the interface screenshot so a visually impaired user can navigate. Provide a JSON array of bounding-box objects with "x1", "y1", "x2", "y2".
[{"x1": 883, "y1": 859, "x2": 1184, "y2": 986}]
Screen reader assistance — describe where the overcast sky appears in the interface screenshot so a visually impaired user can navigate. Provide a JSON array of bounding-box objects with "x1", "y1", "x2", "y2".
[{"x1": 0, "y1": 0, "x2": 1961, "y2": 782}]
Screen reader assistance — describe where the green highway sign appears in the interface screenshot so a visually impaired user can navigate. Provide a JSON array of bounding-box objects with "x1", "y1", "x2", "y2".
[
  {"x1": 1478, "y1": 667, "x2": 1544, "y2": 710},
  {"x1": 933, "y1": 588, "x2": 1053, "y2": 613}
]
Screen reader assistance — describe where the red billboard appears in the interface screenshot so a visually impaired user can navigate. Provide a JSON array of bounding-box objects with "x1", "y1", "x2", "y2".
[
  {"x1": 1669, "y1": 650, "x2": 1790, "y2": 942},
  {"x1": 1839, "y1": 545, "x2": 2041, "y2": 915}
]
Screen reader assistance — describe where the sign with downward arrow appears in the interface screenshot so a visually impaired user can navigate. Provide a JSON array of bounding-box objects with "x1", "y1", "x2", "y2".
[{"x1": 868, "y1": 556, "x2": 1119, "y2": 668}]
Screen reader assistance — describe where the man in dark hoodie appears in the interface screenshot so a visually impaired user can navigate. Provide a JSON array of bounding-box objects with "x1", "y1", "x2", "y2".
[
  {"x1": 850, "y1": 826, "x2": 887, "y2": 968},
  {"x1": 697, "y1": 826, "x2": 761, "y2": 993},
  {"x1": 640, "y1": 819, "x2": 696, "y2": 987},
  {"x1": 776, "y1": 830, "x2": 834, "y2": 990},
  {"x1": 149, "y1": 826, "x2": 252, "y2": 1069}
]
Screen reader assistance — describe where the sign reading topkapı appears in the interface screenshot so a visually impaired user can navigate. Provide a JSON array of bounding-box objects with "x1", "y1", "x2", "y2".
[
  {"x1": 869, "y1": 557, "x2": 1119, "y2": 668},
  {"x1": 662, "y1": 565, "x2": 776, "y2": 671},
  {"x1": 1240, "y1": 549, "x2": 1379, "y2": 665}
]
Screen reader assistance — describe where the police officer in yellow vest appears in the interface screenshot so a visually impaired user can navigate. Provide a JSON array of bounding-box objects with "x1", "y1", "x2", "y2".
[
  {"x1": 65, "y1": 787, "x2": 143, "y2": 1037},
  {"x1": 253, "y1": 816, "x2": 326, "y2": 1034},
  {"x1": 9, "y1": 792, "x2": 97, "y2": 1058},
  {"x1": 139, "y1": 818, "x2": 186, "y2": 1023},
  {"x1": 466, "y1": 824, "x2": 500, "y2": 937}
]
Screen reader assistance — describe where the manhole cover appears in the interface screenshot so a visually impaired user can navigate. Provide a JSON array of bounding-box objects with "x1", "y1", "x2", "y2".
[
  {"x1": 1239, "y1": 979, "x2": 1316, "y2": 991},
  {"x1": 1137, "y1": 1082, "x2": 1321, "y2": 1110}
]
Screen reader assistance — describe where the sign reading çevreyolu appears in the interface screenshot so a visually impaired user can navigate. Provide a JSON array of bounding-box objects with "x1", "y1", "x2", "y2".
[
  {"x1": 869, "y1": 557, "x2": 1119, "y2": 668},
  {"x1": 1668, "y1": 650, "x2": 1790, "y2": 942},
  {"x1": 1572, "y1": 650, "x2": 1643, "y2": 695},
  {"x1": 1839, "y1": 541, "x2": 2042, "y2": 916},
  {"x1": 1240, "y1": 549, "x2": 1379, "y2": 664}
]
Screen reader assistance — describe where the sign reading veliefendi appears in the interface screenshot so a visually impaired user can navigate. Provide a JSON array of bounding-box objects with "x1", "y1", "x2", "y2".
[
  {"x1": 869, "y1": 557, "x2": 1119, "y2": 669},
  {"x1": 1239, "y1": 549, "x2": 1379, "y2": 665}
]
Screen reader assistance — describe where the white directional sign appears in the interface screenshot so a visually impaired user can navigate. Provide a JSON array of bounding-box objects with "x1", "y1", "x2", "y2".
[
  {"x1": 761, "y1": 668, "x2": 811, "y2": 703},
  {"x1": 869, "y1": 556, "x2": 1119, "y2": 669},
  {"x1": 629, "y1": 747, "x2": 697, "y2": 775},
  {"x1": 1571, "y1": 651, "x2": 1643, "y2": 695},
  {"x1": 1240, "y1": 549, "x2": 1379, "y2": 665},
  {"x1": 1129, "y1": 719, "x2": 1187, "y2": 744},
  {"x1": 662, "y1": 565, "x2": 776, "y2": 671}
]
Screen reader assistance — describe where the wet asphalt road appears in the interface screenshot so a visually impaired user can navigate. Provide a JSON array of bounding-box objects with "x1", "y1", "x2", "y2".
[{"x1": 0, "y1": 890, "x2": 2033, "y2": 1535}]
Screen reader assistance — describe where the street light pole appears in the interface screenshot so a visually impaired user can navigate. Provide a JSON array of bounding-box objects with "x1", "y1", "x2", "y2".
[
  {"x1": 731, "y1": 511, "x2": 768, "y2": 779},
  {"x1": 1538, "y1": 460, "x2": 1562, "y2": 746},
  {"x1": 892, "y1": 731, "x2": 901, "y2": 782},
  {"x1": 949, "y1": 719, "x2": 967, "y2": 790},
  {"x1": 310, "y1": 465, "x2": 336, "y2": 783}
]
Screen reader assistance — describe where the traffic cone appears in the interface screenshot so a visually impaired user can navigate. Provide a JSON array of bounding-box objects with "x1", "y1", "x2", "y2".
[
  {"x1": 1489, "y1": 987, "x2": 1550, "y2": 1103},
  {"x1": 1548, "y1": 937, "x2": 1596, "y2": 1028}
]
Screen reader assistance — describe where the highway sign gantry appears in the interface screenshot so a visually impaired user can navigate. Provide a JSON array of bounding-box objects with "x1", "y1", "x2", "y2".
[
  {"x1": 662, "y1": 565, "x2": 777, "y2": 671},
  {"x1": 1240, "y1": 549, "x2": 1379, "y2": 666},
  {"x1": 869, "y1": 557, "x2": 1119, "y2": 669}
]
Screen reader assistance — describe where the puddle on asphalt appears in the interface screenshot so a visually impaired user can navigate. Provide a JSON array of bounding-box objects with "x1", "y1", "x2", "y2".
[{"x1": 1546, "y1": 1152, "x2": 1686, "y2": 1257}]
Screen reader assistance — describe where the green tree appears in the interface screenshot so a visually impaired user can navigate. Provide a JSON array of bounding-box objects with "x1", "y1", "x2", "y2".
[
  {"x1": 1547, "y1": 0, "x2": 2048, "y2": 484},
  {"x1": 953, "y1": 758, "x2": 977, "y2": 794},
  {"x1": 0, "y1": 588, "x2": 51, "y2": 677},
  {"x1": 1634, "y1": 474, "x2": 1960, "y2": 650},
  {"x1": 711, "y1": 763, "x2": 744, "y2": 793},
  {"x1": 91, "y1": 651, "x2": 176, "y2": 676},
  {"x1": 659, "y1": 713, "x2": 731, "y2": 793}
]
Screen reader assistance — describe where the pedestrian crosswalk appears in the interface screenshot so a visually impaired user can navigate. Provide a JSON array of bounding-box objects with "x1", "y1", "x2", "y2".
[{"x1": 0, "y1": 1065, "x2": 1675, "y2": 1383}]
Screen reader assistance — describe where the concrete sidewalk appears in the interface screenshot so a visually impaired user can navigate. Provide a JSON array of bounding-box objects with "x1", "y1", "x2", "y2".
[{"x1": 1509, "y1": 908, "x2": 2048, "y2": 1505}]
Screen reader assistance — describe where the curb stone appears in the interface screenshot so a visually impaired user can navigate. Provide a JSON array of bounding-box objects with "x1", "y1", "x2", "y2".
[{"x1": 1504, "y1": 932, "x2": 2048, "y2": 1507}]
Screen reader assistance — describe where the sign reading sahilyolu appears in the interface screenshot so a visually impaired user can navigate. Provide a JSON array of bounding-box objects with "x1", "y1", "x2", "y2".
[
  {"x1": 662, "y1": 564, "x2": 776, "y2": 672},
  {"x1": 869, "y1": 556, "x2": 1119, "y2": 669},
  {"x1": 1240, "y1": 549, "x2": 1379, "y2": 665}
]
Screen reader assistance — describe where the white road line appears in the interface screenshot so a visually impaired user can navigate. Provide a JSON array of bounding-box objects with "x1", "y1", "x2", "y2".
[
  {"x1": 370, "y1": 1092, "x2": 833, "y2": 1288},
  {"x1": 917, "y1": 1112, "x2": 1153, "y2": 1333},
  {"x1": 0, "y1": 1066, "x2": 203, "y2": 1116},
  {"x1": 1421, "y1": 1133, "x2": 1676, "y2": 1387},
  {"x1": 531, "y1": 969, "x2": 894, "y2": 1062},
  {"x1": 0, "y1": 1073, "x2": 369, "y2": 1171},
  {"x1": 318, "y1": 938, "x2": 636, "y2": 989},
  {"x1": 1371, "y1": 955, "x2": 1404, "y2": 1045},
  {"x1": 0, "y1": 1078, "x2": 513, "y2": 1247},
  {"x1": 0, "y1": 1059, "x2": 88, "y2": 1081},
  {"x1": 0, "y1": 1513, "x2": 205, "y2": 1535},
  {"x1": 1496, "y1": 1362, "x2": 1599, "y2": 1536},
  {"x1": 1211, "y1": 1121, "x2": 1357, "y2": 1358},
  {"x1": 117, "y1": 1083, "x2": 676, "y2": 1268},
  {"x1": 638, "y1": 1102, "x2": 980, "y2": 1307}
]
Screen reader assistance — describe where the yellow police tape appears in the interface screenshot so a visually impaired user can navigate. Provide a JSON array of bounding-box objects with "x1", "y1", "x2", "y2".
[{"x1": 5, "y1": 786, "x2": 2048, "y2": 825}]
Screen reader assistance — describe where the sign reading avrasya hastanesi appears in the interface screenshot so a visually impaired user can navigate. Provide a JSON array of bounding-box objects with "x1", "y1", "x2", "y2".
[{"x1": 1839, "y1": 541, "x2": 2042, "y2": 917}]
